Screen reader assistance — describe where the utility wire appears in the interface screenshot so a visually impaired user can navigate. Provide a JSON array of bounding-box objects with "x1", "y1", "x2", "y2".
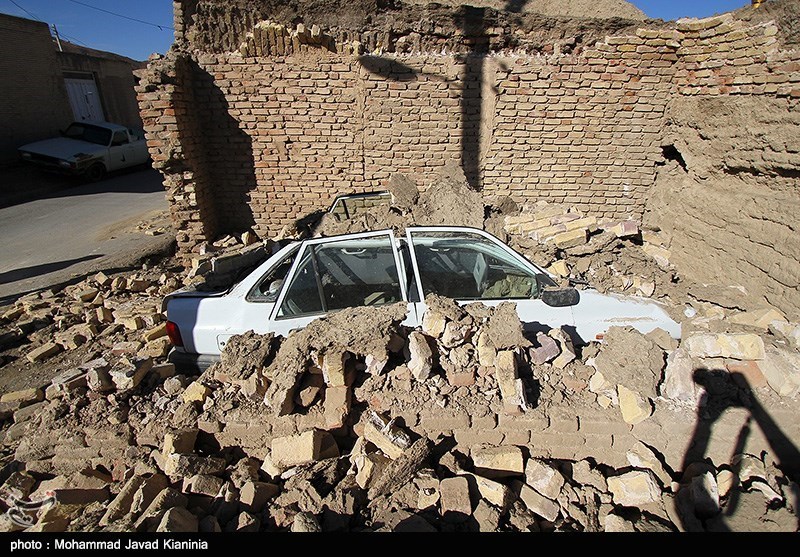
[
  {"x1": 8, "y1": 0, "x2": 41, "y2": 21},
  {"x1": 66, "y1": 0, "x2": 174, "y2": 31}
]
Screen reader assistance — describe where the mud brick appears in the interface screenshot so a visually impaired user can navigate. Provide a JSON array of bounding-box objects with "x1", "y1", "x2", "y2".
[
  {"x1": 26, "y1": 342, "x2": 62, "y2": 363},
  {"x1": 239, "y1": 481, "x2": 279, "y2": 512},
  {"x1": 439, "y1": 477, "x2": 472, "y2": 522},
  {"x1": 500, "y1": 429, "x2": 531, "y2": 446},
  {"x1": 271, "y1": 429, "x2": 330, "y2": 467},
  {"x1": 471, "y1": 445, "x2": 524, "y2": 478}
]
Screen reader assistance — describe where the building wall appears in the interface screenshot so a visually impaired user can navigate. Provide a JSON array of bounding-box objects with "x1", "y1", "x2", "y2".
[
  {"x1": 0, "y1": 14, "x2": 73, "y2": 165},
  {"x1": 58, "y1": 52, "x2": 144, "y2": 129},
  {"x1": 137, "y1": 5, "x2": 799, "y2": 281}
]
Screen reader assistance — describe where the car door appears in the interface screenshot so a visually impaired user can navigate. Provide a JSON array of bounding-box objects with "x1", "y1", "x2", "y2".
[
  {"x1": 128, "y1": 128, "x2": 151, "y2": 165},
  {"x1": 106, "y1": 129, "x2": 133, "y2": 171},
  {"x1": 405, "y1": 226, "x2": 577, "y2": 338},
  {"x1": 267, "y1": 230, "x2": 415, "y2": 337}
]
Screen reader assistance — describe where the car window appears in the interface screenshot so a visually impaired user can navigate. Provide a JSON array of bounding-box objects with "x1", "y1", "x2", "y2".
[
  {"x1": 128, "y1": 128, "x2": 145, "y2": 141},
  {"x1": 409, "y1": 230, "x2": 540, "y2": 300},
  {"x1": 277, "y1": 235, "x2": 402, "y2": 318},
  {"x1": 64, "y1": 123, "x2": 111, "y2": 146},
  {"x1": 247, "y1": 245, "x2": 300, "y2": 302},
  {"x1": 111, "y1": 130, "x2": 129, "y2": 145},
  {"x1": 329, "y1": 192, "x2": 391, "y2": 221}
]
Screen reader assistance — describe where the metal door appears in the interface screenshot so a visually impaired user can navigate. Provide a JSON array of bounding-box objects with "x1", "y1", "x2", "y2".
[{"x1": 64, "y1": 77, "x2": 104, "y2": 122}]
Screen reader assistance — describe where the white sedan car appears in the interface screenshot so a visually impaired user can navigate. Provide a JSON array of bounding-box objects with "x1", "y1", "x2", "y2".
[
  {"x1": 163, "y1": 227, "x2": 680, "y2": 370},
  {"x1": 18, "y1": 121, "x2": 150, "y2": 182}
]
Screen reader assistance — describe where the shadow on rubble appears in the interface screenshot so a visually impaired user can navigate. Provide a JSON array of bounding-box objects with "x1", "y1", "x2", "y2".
[
  {"x1": 676, "y1": 369, "x2": 800, "y2": 532},
  {"x1": 0, "y1": 254, "x2": 103, "y2": 285}
]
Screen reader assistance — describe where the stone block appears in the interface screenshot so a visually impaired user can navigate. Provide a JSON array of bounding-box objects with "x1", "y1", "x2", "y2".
[
  {"x1": 182, "y1": 381, "x2": 211, "y2": 404},
  {"x1": 607, "y1": 470, "x2": 662, "y2": 506},
  {"x1": 110, "y1": 357, "x2": 153, "y2": 391},
  {"x1": 163, "y1": 429, "x2": 198, "y2": 455},
  {"x1": 1, "y1": 388, "x2": 44, "y2": 405},
  {"x1": 618, "y1": 384, "x2": 652, "y2": 425},
  {"x1": 463, "y1": 473, "x2": 513, "y2": 510},
  {"x1": 471, "y1": 445, "x2": 524, "y2": 478},
  {"x1": 239, "y1": 481, "x2": 279, "y2": 512},
  {"x1": 759, "y1": 346, "x2": 800, "y2": 397},
  {"x1": 525, "y1": 458, "x2": 565, "y2": 500},
  {"x1": 321, "y1": 350, "x2": 348, "y2": 387},
  {"x1": 495, "y1": 350, "x2": 527, "y2": 413},
  {"x1": 26, "y1": 343, "x2": 61, "y2": 363},
  {"x1": 270, "y1": 429, "x2": 330, "y2": 467},
  {"x1": 156, "y1": 506, "x2": 198, "y2": 532},
  {"x1": 163, "y1": 454, "x2": 226, "y2": 477},
  {"x1": 182, "y1": 474, "x2": 224, "y2": 497},
  {"x1": 684, "y1": 333, "x2": 765, "y2": 360},
  {"x1": 323, "y1": 386, "x2": 350, "y2": 430},
  {"x1": 530, "y1": 333, "x2": 560, "y2": 365},
  {"x1": 516, "y1": 481, "x2": 560, "y2": 522},
  {"x1": 439, "y1": 476, "x2": 472, "y2": 522},
  {"x1": 406, "y1": 331, "x2": 433, "y2": 381}
]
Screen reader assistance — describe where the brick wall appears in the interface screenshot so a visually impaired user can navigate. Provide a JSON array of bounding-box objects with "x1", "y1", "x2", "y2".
[
  {"x1": 58, "y1": 51, "x2": 145, "y2": 129},
  {"x1": 0, "y1": 14, "x2": 73, "y2": 165},
  {"x1": 138, "y1": 4, "x2": 799, "y2": 262}
]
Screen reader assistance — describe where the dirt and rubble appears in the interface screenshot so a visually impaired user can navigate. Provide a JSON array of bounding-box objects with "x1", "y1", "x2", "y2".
[{"x1": 1, "y1": 166, "x2": 799, "y2": 531}]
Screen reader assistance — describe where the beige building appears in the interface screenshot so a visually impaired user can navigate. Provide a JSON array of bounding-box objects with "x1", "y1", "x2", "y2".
[{"x1": 0, "y1": 13, "x2": 144, "y2": 165}]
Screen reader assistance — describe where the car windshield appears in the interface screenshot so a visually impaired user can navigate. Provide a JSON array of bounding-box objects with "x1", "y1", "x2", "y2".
[
  {"x1": 409, "y1": 230, "x2": 542, "y2": 300},
  {"x1": 63, "y1": 123, "x2": 112, "y2": 146}
]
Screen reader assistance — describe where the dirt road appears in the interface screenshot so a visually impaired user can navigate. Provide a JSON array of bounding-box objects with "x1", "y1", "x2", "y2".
[{"x1": 0, "y1": 167, "x2": 172, "y2": 303}]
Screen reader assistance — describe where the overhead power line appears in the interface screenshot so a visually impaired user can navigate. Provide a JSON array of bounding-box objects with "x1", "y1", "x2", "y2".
[
  {"x1": 8, "y1": 0, "x2": 41, "y2": 21},
  {"x1": 66, "y1": 0, "x2": 174, "y2": 31}
]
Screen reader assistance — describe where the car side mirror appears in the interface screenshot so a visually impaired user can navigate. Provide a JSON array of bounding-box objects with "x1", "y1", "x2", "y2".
[
  {"x1": 265, "y1": 279, "x2": 283, "y2": 302},
  {"x1": 541, "y1": 287, "x2": 580, "y2": 307}
]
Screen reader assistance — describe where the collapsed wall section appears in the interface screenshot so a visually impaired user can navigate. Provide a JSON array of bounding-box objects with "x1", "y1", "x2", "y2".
[{"x1": 645, "y1": 14, "x2": 800, "y2": 319}]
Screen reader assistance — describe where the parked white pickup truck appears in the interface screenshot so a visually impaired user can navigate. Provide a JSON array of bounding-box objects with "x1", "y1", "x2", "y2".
[
  {"x1": 18, "y1": 121, "x2": 150, "y2": 181},
  {"x1": 163, "y1": 226, "x2": 681, "y2": 371}
]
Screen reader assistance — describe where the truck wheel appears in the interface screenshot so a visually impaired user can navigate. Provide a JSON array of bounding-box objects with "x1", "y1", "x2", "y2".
[{"x1": 84, "y1": 163, "x2": 106, "y2": 182}]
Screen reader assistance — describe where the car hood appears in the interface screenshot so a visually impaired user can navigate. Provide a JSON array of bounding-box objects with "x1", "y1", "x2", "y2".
[
  {"x1": 573, "y1": 289, "x2": 682, "y2": 341},
  {"x1": 18, "y1": 138, "x2": 105, "y2": 160}
]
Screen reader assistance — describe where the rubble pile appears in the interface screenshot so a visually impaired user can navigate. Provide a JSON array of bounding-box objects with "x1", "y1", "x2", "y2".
[
  {"x1": 0, "y1": 165, "x2": 798, "y2": 532},
  {"x1": 0, "y1": 261, "x2": 186, "y2": 394},
  {"x1": 1, "y1": 291, "x2": 797, "y2": 532},
  {"x1": 503, "y1": 200, "x2": 672, "y2": 301}
]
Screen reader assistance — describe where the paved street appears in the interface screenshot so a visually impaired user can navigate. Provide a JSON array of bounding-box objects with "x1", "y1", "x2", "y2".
[{"x1": 0, "y1": 167, "x2": 172, "y2": 303}]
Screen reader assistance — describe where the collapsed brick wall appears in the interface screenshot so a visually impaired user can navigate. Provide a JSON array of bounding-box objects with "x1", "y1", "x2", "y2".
[
  {"x1": 137, "y1": 1, "x2": 799, "y2": 279},
  {"x1": 644, "y1": 14, "x2": 800, "y2": 320}
]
